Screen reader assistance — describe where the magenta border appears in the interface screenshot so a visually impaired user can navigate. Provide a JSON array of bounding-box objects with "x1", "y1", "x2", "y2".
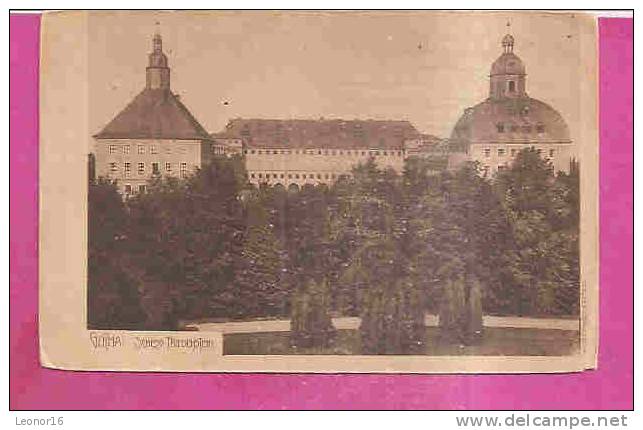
[{"x1": 9, "y1": 15, "x2": 633, "y2": 410}]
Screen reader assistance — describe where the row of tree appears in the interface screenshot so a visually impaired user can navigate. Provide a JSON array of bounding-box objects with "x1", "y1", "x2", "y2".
[{"x1": 88, "y1": 149, "x2": 579, "y2": 353}]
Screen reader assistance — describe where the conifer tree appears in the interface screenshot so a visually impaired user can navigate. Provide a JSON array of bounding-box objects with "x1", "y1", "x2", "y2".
[{"x1": 87, "y1": 178, "x2": 144, "y2": 329}]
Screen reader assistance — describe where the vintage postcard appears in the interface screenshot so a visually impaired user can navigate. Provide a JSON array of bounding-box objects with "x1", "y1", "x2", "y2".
[{"x1": 39, "y1": 10, "x2": 598, "y2": 372}]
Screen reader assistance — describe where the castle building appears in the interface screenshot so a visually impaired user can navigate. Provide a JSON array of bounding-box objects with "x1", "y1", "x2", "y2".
[
  {"x1": 215, "y1": 118, "x2": 427, "y2": 189},
  {"x1": 449, "y1": 34, "x2": 573, "y2": 175},
  {"x1": 93, "y1": 30, "x2": 212, "y2": 196}
]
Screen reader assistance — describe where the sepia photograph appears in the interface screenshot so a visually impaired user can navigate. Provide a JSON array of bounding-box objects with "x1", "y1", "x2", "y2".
[{"x1": 38, "y1": 10, "x2": 598, "y2": 372}]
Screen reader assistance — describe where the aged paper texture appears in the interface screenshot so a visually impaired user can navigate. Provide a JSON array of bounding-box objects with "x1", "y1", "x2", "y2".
[{"x1": 39, "y1": 10, "x2": 598, "y2": 372}]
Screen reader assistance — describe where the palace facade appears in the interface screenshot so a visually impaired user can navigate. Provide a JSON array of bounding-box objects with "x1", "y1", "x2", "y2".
[
  {"x1": 448, "y1": 34, "x2": 573, "y2": 175},
  {"x1": 215, "y1": 118, "x2": 432, "y2": 188},
  {"x1": 93, "y1": 30, "x2": 574, "y2": 195},
  {"x1": 93, "y1": 31, "x2": 212, "y2": 196}
]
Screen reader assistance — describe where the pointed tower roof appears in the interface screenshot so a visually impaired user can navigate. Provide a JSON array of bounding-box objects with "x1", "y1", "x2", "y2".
[
  {"x1": 94, "y1": 89, "x2": 210, "y2": 140},
  {"x1": 95, "y1": 28, "x2": 210, "y2": 140}
]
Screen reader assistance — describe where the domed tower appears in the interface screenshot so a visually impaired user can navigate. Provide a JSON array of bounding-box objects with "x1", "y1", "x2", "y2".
[
  {"x1": 489, "y1": 34, "x2": 526, "y2": 99},
  {"x1": 146, "y1": 26, "x2": 170, "y2": 89},
  {"x1": 449, "y1": 33, "x2": 573, "y2": 175},
  {"x1": 94, "y1": 26, "x2": 212, "y2": 197}
]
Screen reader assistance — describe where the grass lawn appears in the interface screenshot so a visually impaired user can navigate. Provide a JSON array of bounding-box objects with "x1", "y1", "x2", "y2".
[{"x1": 223, "y1": 327, "x2": 579, "y2": 356}]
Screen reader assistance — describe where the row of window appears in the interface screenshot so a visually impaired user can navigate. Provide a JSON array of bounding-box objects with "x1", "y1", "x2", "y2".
[
  {"x1": 244, "y1": 148, "x2": 405, "y2": 157},
  {"x1": 124, "y1": 184, "x2": 147, "y2": 195},
  {"x1": 248, "y1": 172, "x2": 351, "y2": 181},
  {"x1": 108, "y1": 144, "x2": 188, "y2": 155},
  {"x1": 483, "y1": 148, "x2": 556, "y2": 158},
  {"x1": 211, "y1": 146, "x2": 239, "y2": 155},
  {"x1": 496, "y1": 123, "x2": 546, "y2": 134},
  {"x1": 109, "y1": 161, "x2": 189, "y2": 177}
]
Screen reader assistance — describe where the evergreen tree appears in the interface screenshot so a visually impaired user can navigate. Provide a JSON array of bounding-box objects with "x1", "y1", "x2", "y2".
[
  {"x1": 290, "y1": 277, "x2": 335, "y2": 349},
  {"x1": 87, "y1": 178, "x2": 144, "y2": 329},
  {"x1": 125, "y1": 156, "x2": 247, "y2": 326},
  {"x1": 232, "y1": 196, "x2": 287, "y2": 318},
  {"x1": 494, "y1": 148, "x2": 580, "y2": 316}
]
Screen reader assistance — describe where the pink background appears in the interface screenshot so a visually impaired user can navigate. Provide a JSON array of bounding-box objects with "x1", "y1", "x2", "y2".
[{"x1": 10, "y1": 15, "x2": 633, "y2": 410}]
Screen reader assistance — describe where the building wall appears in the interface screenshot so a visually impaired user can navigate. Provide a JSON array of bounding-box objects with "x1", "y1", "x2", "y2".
[
  {"x1": 468, "y1": 142, "x2": 573, "y2": 175},
  {"x1": 211, "y1": 137, "x2": 243, "y2": 157},
  {"x1": 94, "y1": 138, "x2": 205, "y2": 196},
  {"x1": 243, "y1": 146, "x2": 406, "y2": 187}
]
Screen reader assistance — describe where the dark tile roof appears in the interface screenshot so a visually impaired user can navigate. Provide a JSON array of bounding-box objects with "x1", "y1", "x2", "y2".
[
  {"x1": 220, "y1": 118, "x2": 421, "y2": 149},
  {"x1": 94, "y1": 89, "x2": 210, "y2": 140}
]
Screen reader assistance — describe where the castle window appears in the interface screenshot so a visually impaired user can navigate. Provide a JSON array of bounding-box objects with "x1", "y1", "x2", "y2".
[
  {"x1": 508, "y1": 81, "x2": 516, "y2": 92},
  {"x1": 280, "y1": 174, "x2": 284, "y2": 179},
  {"x1": 137, "y1": 162, "x2": 145, "y2": 175},
  {"x1": 496, "y1": 123, "x2": 505, "y2": 133},
  {"x1": 383, "y1": 151, "x2": 388, "y2": 156},
  {"x1": 537, "y1": 124, "x2": 545, "y2": 133},
  {"x1": 317, "y1": 174, "x2": 321, "y2": 179},
  {"x1": 123, "y1": 145, "x2": 130, "y2": 154},
  {"x1": 258, "y1": 173, "x2": 263, "y2": 179},
  {"x1": 251, "y1": 173, "x2": 255, "y2": 178},
  {"x1": 331, "y1": 174, "x2": 336, "y2": 179},
  {"x1": 110, "y1": 162, "x2": 118, "y2": 173},
  {"x1": 295, "y1": 174, "x2": 300, "y2": 179},
  {"x1": 138, "y1": 145, "x2": 145, "y2": 154},
  {"x1": 138, "y1": 185, "x2": 146, "y2": 194},
  {"x1": 498, "y1": 148, "x2": 506, "y2": 156},
  {"x1": 165, "y1": 162, "x2": 171, "y2": 172},
  {"x1": 258, "y1": 150, "x2": 263, "y2": 155},
  {"x1": 325, "y1": 174, "x2": 329, "y2": 179},
  {"x1": 180, "y1": 162, "x2": 187, "y2": 178},
  {"x1": 497, "y1": 165, "x2": 506, "y2": 172},
  {"x1": 511, "y1": 149, "x2": 517, "y2": 157},
  {"x1": 318, "y1": 150, "x2": 322, "y2": 155},
  {"x1": 273, "y1": 150, "x2": 278, "y2": 155},
  {"x1": 362, "y1": 151, "x2": 366, "y2": 156},
  {"x1": 549, "y1": 149, "x2": 555, "y2": 158},
  {"x1": 109, "y1": 145, "x2": 117, "y2": 154},
  {"x1": 152, "y1": 162, "x2": 160, "y2": 175},
  {"x1": 124, "y1": 184, "x2": 132, "y2": 194},
  {"x1": 537, "y1": 149, "x2": 543, "y2": 156},
  {"x1": 124, "y1": 162, "x2": 131, "y2": 176},
  {"x1": 251, "y1": 150, "x2": 256, "y2": 154},
  {"x1": 273, "y1": 174, "x2": 278, "y2": 179},
  {"x1": 244, "y1": 150, "x2": 248, "y2": 154},
  {"x1": 483, "y1": 148, "x2": 491, "y2": 157},
  {"x1": 288, "y1": 174, "x2": 292, "y2": 179},
  {"x1": 151, "y1": 146, "x2": 158, "y2": 154}
]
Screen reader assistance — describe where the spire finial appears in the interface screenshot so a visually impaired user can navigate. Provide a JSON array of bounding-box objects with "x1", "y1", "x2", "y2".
[
  {"x1": 152, "y1": 21, "x2": 162, "y2": 53},
  {"x1": 501, "y1": 21, "x2": 514, "y2": 54}
]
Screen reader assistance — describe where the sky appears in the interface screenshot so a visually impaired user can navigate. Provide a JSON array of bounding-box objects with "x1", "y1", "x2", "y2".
[{"x1": 88, "y1": 11, "x2": 589, "y2": 143}]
